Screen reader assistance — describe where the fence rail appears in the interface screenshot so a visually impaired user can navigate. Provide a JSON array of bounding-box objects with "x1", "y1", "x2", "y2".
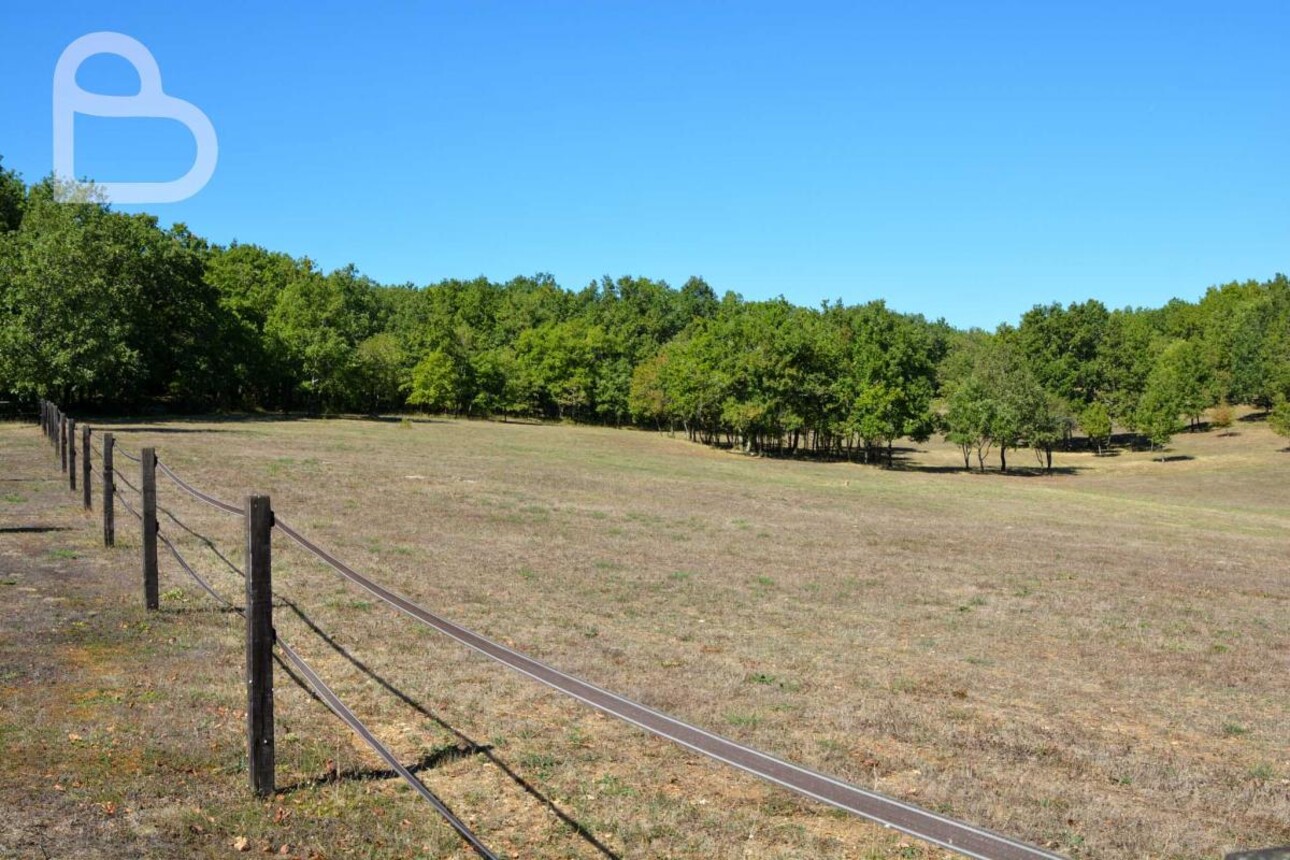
[{"x1": 29, "y1": 399, "x2": 1070, "y2": 860}]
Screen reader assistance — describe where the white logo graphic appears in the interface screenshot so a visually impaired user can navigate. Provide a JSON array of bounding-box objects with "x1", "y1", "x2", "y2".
[{"x1": 53, "y1": 32, "x2": 217, "y2": 204}]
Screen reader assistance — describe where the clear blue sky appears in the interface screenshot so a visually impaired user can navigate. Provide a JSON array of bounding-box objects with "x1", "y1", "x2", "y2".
[{"x1": 2, "y1": 2, "x2": 1286, "y2": 329}]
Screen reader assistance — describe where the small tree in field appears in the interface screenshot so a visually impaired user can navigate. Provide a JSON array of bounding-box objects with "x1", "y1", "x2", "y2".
[
  {"x1": 1210, "y1": 400, "x2": 1234, "y2": 433},
  {"x1": 1270, "y1": 399, "x2": 1290, "y2": 448},
  {"x1": 1081, "y1": 401, "x2": 1113, "y2": 455},
  {"x1": 1136, "y1": 381, "x2": 1179, "y2": 453}
]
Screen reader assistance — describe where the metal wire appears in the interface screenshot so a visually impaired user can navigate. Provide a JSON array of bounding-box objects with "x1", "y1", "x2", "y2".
[
  {"x1": 156, "y1": 459, "x2": 243, "y2": 516},
  {"x1": 114, "y1": 487, "x2": 142, "y2": 522},
  {"x1": 114, "y1": 446, "x2": 142, "y2": 464},
  {"x1": 156, "y1": 503, "x2": 246, "y2": 579},
  {"x1": 143, "y1": 503, "x2": 495, "y2": 857},
  {"x1": 39, "y1": 409, "x2": 1060, "y2": 860},
  {"x1": 111, "y1": 466, "x2": 141, "y2": 494},
  {"x1": 273, "y1": 515, "x2": 1063, "y2": 860},
  {"x1": 274, "y1": 636, "x2": 499, "y2": 859},
  {"x1": 156, "y1": 528, "x2": 242, "y2": 612}
]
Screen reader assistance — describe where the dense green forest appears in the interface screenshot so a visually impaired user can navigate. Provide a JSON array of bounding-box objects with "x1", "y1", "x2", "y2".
[{"x1": 3, "y1": 163, "x2": 1289, "y2": 469}]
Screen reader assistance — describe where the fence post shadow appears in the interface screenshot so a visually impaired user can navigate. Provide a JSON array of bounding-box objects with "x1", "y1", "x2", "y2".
[{"x1": 277, "y1": 598, "x2": 623, "y2": 860}]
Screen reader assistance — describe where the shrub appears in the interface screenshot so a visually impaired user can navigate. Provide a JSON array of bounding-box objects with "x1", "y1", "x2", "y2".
[{"x1": 1211, "y1": 401, "x2": 1234, "y2": 431}]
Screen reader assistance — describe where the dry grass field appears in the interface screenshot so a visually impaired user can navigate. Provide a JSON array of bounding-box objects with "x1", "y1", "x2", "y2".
[{"x1": 2, "y1": 411, "x2": 1287, "y2": 859}]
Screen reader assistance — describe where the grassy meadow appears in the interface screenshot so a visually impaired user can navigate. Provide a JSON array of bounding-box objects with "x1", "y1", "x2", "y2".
[{"x1": 1, "y1": 412, "x2": 1287, "y2": 859}]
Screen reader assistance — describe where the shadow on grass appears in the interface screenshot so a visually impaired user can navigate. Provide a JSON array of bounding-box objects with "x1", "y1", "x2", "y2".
[
  {"x1": 161, "y1": 603, "x2": 243, "y2": 616},
  {"x1": 272, "y1": 735, "x2": 483, "y2": 797},
  {"x1": 89, "y1": 424, "x2": 232, "y2": 434},
  {"x1": 277, "y1": 600, "x2": 623, "y2": 860},
  {"x1": 885, "y1": 451, "x2": 1085, "y2": 477},
  {"x1": 85, "y1": 412, "x2": 450, "y2": 431},
  {"x1": 0, "y1": 525, "x2": 72, "y2": 534},
  {"x1": 142, "y1": 493, "x2": 612, "y2": 858},
  {"x1": 891, "y1": 463, "x2": 1084, "y2": 476}
]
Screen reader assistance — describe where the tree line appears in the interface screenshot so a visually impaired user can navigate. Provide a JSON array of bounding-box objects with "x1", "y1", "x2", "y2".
[{"x1": 2, "y1": 162, "x2": 1289, "y2": 470}]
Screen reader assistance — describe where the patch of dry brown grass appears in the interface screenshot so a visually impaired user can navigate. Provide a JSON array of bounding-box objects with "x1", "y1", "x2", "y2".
[{"x1": 4, "y1": 412, "x2": 1288, "y2": 858}]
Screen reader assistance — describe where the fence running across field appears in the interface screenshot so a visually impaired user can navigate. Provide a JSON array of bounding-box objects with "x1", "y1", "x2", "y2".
[{"x1": 32, "y1": 400, "x2": 1066, "y2": 860}]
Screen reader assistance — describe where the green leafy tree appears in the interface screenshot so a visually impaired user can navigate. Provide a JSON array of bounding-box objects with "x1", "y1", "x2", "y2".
[
  {"x1": 1080, "y1": 401, "x2": 1113, "y2": 455},
  {"x1": 203, "y1": 242, "x2": 302, "y2": 407},
  {"x1": 351, "y1": 333, "x2": 407, "y2": 414},
  {"x1": 1029, "y1": 392, "x2": 1073, "y2": 473},
  {"x1": 1016, "y1": 300, "x2": 1108, "y2": 405},
  {"x1": 1150, "y1": 339, "x2": 1213, "y2": 431},
  {"x1": 1136, "y1": 377, "x2": 1180, "y2": 451},
  {"x1": 0, "y1": 157, "x2": 24, "y2": 233},
  {"x1": 1268, "y1": 398, "x2": 1290, "y2": 447},
  {"x1": 0, "y1": 180, "x2": 222, "y2": 406},
  {"x1": 407, "y1": 347, "x2": 470, "y2": 414},
  {"x1": 942, "y1": 375, "x2": 996, "y2": 472},
  {"x1": 265, "y1": 264, "x2": 377, "y2": 411}
]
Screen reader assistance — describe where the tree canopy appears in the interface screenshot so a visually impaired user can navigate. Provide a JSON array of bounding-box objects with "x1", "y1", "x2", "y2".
[{"x1": 2, "y1": 162, "x2": 1287, "y2": 470}]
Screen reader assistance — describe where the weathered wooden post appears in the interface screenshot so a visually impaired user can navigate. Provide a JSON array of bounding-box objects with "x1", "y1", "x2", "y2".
[
  {"x1": 81, "y1": 426, "x2": 92, "y2": 510},
  {"x1": 59, "y1": 414, "x2": 67, "y2": 471},
  {"x1": 102, "y1": 433, "x2": 115, "y2": 547},
  {"x1": 245, "y1": 494, "x2": 275, "y2": 796},
  {"x1": 38, "y1": 400, "x2": 45, "y2": 435},
  {"x1": 140, "y1": 447, "x2": 158, "y2": 610},
  {"x1": 68, "y1": 419, "x2": 77, "y2": 492}
]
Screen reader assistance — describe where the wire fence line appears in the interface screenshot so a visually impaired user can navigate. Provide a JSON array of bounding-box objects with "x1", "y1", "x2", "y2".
[
  {"x1": 157, "y1": 503, "x2": 246, "y2": 580},
  {"x1": 32, "y1": 401, "x2": 1067, "y2": 860},
  {"x1": 151, "y1": 509, "x2": 495, "y2": 856},
  {"x1": 111, "y1": 466, "x2": 140, "y2": 494},
  {"x1": 274, "y1": 636, "x2": 499, "y2": 860},
  {"x1": 113, "y1": 487, "x2": 142, "y2": 522},
  {"x1": 156, "y1": 458, "x2": 243, "y2": 516},
  {"x1": 156, "y1": 528, "x2": 242, "y2": 612}
]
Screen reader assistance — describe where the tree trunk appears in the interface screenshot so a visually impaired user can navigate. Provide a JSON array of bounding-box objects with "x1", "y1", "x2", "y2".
[{"x1": 1000, "y1": 445, "x2": 1008, "y2": 472}]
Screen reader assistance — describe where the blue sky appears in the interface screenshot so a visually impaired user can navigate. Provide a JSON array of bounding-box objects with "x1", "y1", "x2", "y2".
[{"x1": 2, "y1": 2, "x2": 1287, "y2": 328}]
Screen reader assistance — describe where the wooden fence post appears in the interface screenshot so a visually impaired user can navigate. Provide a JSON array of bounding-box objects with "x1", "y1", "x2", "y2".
[
  {"x1": 245, "y1": 494, "x2": 275, "y2": 797},
  {"x1": 38, "y1": 400, "x2": 45, "y2": 435},
  {"x1": 103, "y1": 433, "x2": 115, "y2": 547},
  {"x1": 141, "y1": 447, "x2": 158, "y2": 610},
  {"x1": 68, "y1": 419, "x2": 77, "y2": 492},
  {"x1": 82, "y1": 426, "x2": 92, "y2": 510},
  {"x1": 59, "y1": 414, "x2": 67, "y2": 472}
]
